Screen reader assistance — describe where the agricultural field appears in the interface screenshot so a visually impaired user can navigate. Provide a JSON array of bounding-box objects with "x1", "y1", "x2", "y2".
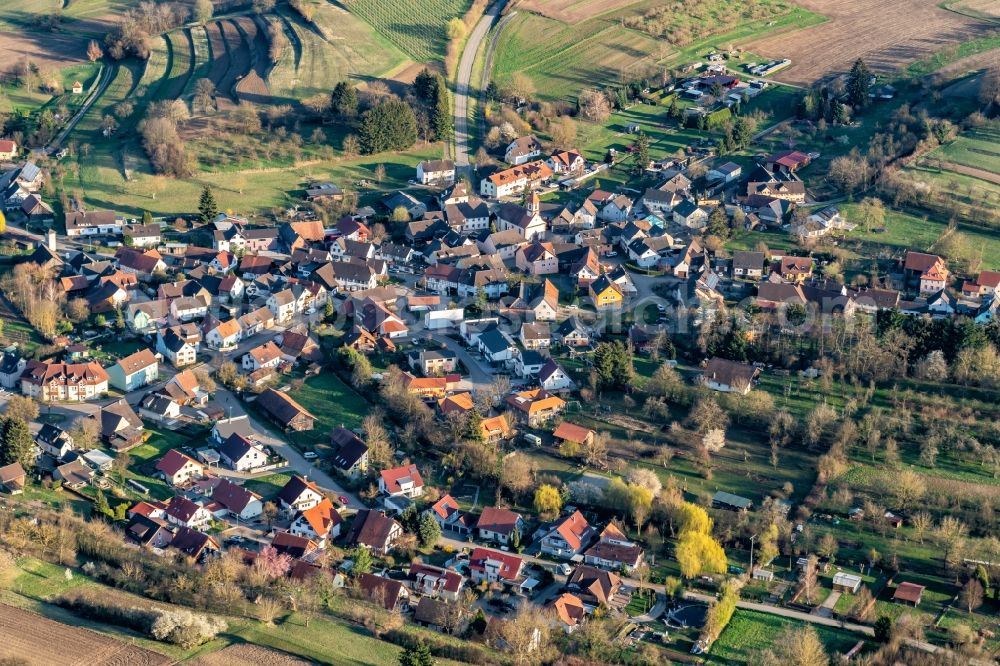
[
  {"x1": 943, "y1": 0, "x2": 1000, "y2": 20},
  {"x1": 745, "y1": 0, "x2": 999, "y2": 85},
  {"x1": 0, "y1": 602, "x2": 173, "y2": 666},
  {"x1": 493, "y1": 1, "x2": 823, "y2": 101},
  {"x1": 344, "y1": 0, "x2": 471, "y2": 63},
  {"x1": 707, "y1": 610, "x2": 865, "y2": 663},
  {"x1": 926, "y1": 126, "x2": 1000, "y2": 175}
]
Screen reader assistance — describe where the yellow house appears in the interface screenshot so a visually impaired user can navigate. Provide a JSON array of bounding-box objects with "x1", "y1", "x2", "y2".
[{"x1": 588, "y1": 275, "x2": 623, "y2": 311}]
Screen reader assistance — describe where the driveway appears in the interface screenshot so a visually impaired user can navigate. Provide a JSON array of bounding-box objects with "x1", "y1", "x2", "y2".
[
  {"x1": 453, "y1": 0, "x2": 509, "y2": 172},
  {"x1": 437, "y1": 336, "x2": 494, "y2": 392}
]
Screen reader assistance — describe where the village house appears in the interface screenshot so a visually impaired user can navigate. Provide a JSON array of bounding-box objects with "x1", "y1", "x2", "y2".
[
  {"x1": 409, "y1": 563, "x2": 466, "y2": 602},
  {"x1": 156, "y1": 325, "x2": 201, "y2": 367},
  {"x1": 700, "y1": 357, "x2": 760, "y2": 394},
  {"x1": 732, "y1": 251, "x2": 766, "y2": 280},
  {"x1": 204, "y1": 318, "x2": 242, "y2": 350},
  {"x1": 242, "y1": 340, "x2": 284, "y2": 372},
  {"x1": 481, "y1": 160, "x2": 553, "y2": 198},
  {"x1": 904, "y1": 251, "x2": 950, "y2": 295},
  {"x1": 35, "y1": 424, "x2": 75, "y2": 460},
  {"x1": 379, "y1": 464, "x2": 425, "y2": 499},
  {"x1": 588, "y1": 275, "x2": 624, "y2": 312},
  {"x1": 778, "y1": 256, "x2": 814, "y2": 283},
  {"x1": 0, "y1": 139, "x2": 17, "y2": 161},
  {"x1": 123, "y1": 222, "x2": 161, "y2": 248},
  {"x1": 505, "y1": 135, "x2": 542, "y2": 166},
  {"x1": 567, "y1": 565, "x2": 623, "y2": 608},
  {"x1": 583, "y1": 523, "x2": 644, "y2": 572},
  {"x1": 426, "y1": 494, "x2": 474, "y2": 537},
  {"x1": 505, "y1": 389, "x2": 566, "y2": 426},
  {"x1": 164, "y1": 496, "x2": 213, "y2": 531},
  {"x1": 539, "y1": 510, "x2": 595, "y2": 559},
  {"x1": 211, "y1": 478, "x2": 263, "y2": 521},
  {"x1": 416, "y1": 159, "x2": 456, "y2": 185},
  {"x1": 546, "y1": 149, "x2": 585, "y2": 175},
  {"x1": 218, "y1": 433, "x2": 268, "y2": 472},
  {"x1": 469, "y1": 548, "x2": 524, "y2": 586},
  {"x1": 155, "y1": 449, "x2": 206, "y2": 487},
  {"x1": 347, "y1": 509, "x2": 403, "y2": 555},
  {"x1": 289, "y1": 498, "x2": 342, "y2": 547},
  {"x1": 359, "y1": 573, "x2": 409, "y2": 611},
  {"x1": 65, "y1": 210, "x2": 123, "y2": 236},
  {"x1": 476, "y1": 507, "x2": 524, "y2": 546},
  {"x1": 101, "y1": 399, "x2": 145, "y2": 450},
  {"x1": 408, "y1": 349, "x2": 458, "y2": 376},
  {"x1": 277, "y1": 475, "x2": 324, "y2": 515},
  {"x1": 330, "y1": 427, "x2": 369, "y2": 479},
  {"x1": 539, "y1": 359, "x2": 574, "y2": 392},
  {"x1": 55, "y1": 459, "x2": 94, "y2": 489},
  {"x1": 550, "y1": 593, "x2": 586, "y2": 633},
  {"x1": 107, "y1": 349, "x2": 158, "y2": 392},
  {"x1": 497, "y1": 197, "x2": 547, "y2": 241}
]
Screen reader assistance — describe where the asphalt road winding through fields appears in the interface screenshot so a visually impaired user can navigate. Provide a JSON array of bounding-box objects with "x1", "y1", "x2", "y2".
[{"x1": 454, "y1": 0, "x2": 508, "y2": 174}]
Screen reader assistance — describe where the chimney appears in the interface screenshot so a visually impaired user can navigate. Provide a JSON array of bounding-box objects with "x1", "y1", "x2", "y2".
[{"x1": 47, "y1": 228, "x2": 57, "y2": 252}]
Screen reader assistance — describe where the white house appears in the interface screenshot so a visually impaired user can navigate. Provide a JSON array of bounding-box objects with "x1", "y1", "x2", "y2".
[
  {"x1": 211, "y1": 479, "x2": 263, "y2": 521},
  {"x1": 379, "y1": 464, "x2": 424, "y2": 499},
  {"x1": 164, "y1": 496, "x2": 213, "y2": 531},
  {"x1": 289, "y1": 498, "x2": 342, "y2": 547},
  {"x1": 204, "y1": 319, "x2": 242, "y2": 351},
  {"x1": 155, "y1": 449, "x2": 206, "y2": 487},
  {"x1": 277, "y1": 476, "x2": 324, "y2": 515},
  {"x1": 539, "y1": 359, "x2": 574, "y2": 391},
  {"x1": 601, "y1": 195, "x2": 633, "y2": 223},
  {"x1": 267, "y1": 289, "x2": 298, "y2": 323},
  {"x1": 416, "y1": 159, "x2": 456, "y2": 186},
  {"x1": 505, "y1": 135, "x2": 541, "y2": 166},
  {"x1": 242, "y1": 340, "x2": 283, "y2": 372},
  {"x1": 218, "y1": 433, "x2": 268, "y2": 472}
]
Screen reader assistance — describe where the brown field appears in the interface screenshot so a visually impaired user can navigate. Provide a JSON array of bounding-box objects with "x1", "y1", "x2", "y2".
[
  {"x1": 516, "y1": 0, "x2": 645, "y2": 22},
  {"x1": 0, "y1": 31, "x2": 88, "y2": 69},
  {"x1": 932, "y1": 160, "x2": 1000, "y2": 185},
  {"x1": 745, "y1": 0, "x2": 998, "y2": 85},
  {"x1": 0, "y1": 603, "x2": 174, "y2": 666},
  {"x1": 191, "y1": 643, "x2": 311, "y2": 666},
  {"x1": 951, "y1": 0, "x2": 1000, "y2": 19}
]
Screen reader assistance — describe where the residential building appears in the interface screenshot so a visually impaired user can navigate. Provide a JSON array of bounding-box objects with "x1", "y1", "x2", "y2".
[
  {"x1": 700, "y1": 357, "x2": 760, "y2": 394},
  {"x1": 164, "y1": 496, "x2": 212, "y2": 531},
  {"x1": 476, "y1": 507, "x2": 524, "y2": 545},
  {"x1": 505, "y1": 135, "x2": 541, "y2": 166},
  {"x1": 330, "y1": 427, "x2": 369, "y2": 479},
  {"x1": 583, "y1": 523, "x2": 644, "y2": 571},
  {"x1": 416, "y1": 159, "x2": 456, "y2": 185},
  {"x1": 277, "y1": 475, "x2": 324, "y2": 515},
  {"x1": 469, "y1": 547, "x2": 524, "y2": 585},
  {"x1": 379, "y1": 464, "x2": 424, "y2": 499},
  {"x1": 211, "y1": 479, "x2": 264, "y2": 520},
  {"x1": 347, "y1": 509, "x2": 403, "y2": 555},
  {"x1": 218, "y1": 433, "x2": 268, "y2": 472},
  {"x1": 289, "y1": 498, "x2": 342, "y2": 546},
  {"x1": 107, "y1": 349, "x2": 158, "y2": 392},
  {"x1": 155, "y1": 449, "x2": 206, "y2": 487},
  {"x1": 20, "y1": 360, "x2": 109, "y2": 402},
  {"x1": 539, "y1": 510, "x2": 594, "y2": 559}
]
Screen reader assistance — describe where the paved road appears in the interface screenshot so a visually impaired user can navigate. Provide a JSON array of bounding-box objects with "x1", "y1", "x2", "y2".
[
  {"x1": 436, "y1": 336, "x2": 493, "y2": 392},
  {"x1": 210, "y1": 384, "x2": 361, "y2": 509},
  {"x1": 453, "y1": 0, "x2": 508, "y2": 173},
  {"x1": 683, "y1": 590, "x2": 874, "y2": 636}
]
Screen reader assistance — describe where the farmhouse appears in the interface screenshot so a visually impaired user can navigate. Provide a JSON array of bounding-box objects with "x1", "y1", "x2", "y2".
[{"x1": 255, "y1": 388, "x2": 314, "y2": 431}]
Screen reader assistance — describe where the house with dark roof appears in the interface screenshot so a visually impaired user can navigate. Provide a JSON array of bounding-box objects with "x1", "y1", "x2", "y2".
[
  {"x1": 125, "y1": 513, "x2": 173, "y2": 549},
  {"x1": 330, "y1": 427, "x2": 369, "y2": 479},
  {"x1": 408, "y1": 563, "x2": 466, "y2": 602},
  {"x1": 277, "y1": 475, "x2": 324, "y2": 515},
  {"x1": 211, "y1": 478, "x2": 263, "y2": 520},
  {"x1": 583, "y1": 523, "x2": 644, "y2": 572},
  {"x1": 567, "y1": 564, "x2": 623, "y2": 607},
  {"x1": 171, "y1": 526, "x2": 219, "y2": 560},
  {"x1": 0, "y1": 462, "x2": 25, "y2": 494},
  {"x1": 100, "y1": 399, "x2": 144, "y2": 450},
  {"x1": 358, "y1": 572, "x2": 409, "y2": 611},
  {"x1": 155, "y1": 449, "x2": 206, "y2": 487},
  {"x1": 254, "y1": 388, "x2": 314, "y2": 431},
  {"x1": 35, "y1": 424, "x2": 74, "y2": 460},
  {"x1": 271, "y1": 531, "x2": 319, "y2": 559},
  {"x1": 164, "y1": 496, "x2": 212, "y2": 530},
  {"x1": 417, "y1": 159, "x2": 456, "y2": 185},
  {"x1": 346, "y1": 509, "x2": 402, "y2": 555},
  {"x1": 699, "y1": 357, "x2": 759, "y2": 394},
  {"x1": 218, "y1": 433, "x2": 268, "y2": 472}
]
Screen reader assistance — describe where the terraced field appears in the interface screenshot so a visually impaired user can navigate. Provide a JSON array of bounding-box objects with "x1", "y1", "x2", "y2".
[
  {"x1": 161, "y1": 30, "x2": 195, "y2": 102},
  {"x1": 345, "y1": 0, "x2": 471, "y2": 62},
  {"x1": 269, "y1": 5, "x2": 406, "y2": 100},
  {"x1": 73, "y1": 60, "x2": 142, "y2": 136},
  {"x1": 930, "y1": 126, "x2": 1000, "y2": 173}
]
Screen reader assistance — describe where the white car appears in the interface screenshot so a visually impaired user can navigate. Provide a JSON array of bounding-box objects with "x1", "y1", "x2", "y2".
[
  {"x1": 306, "y1": 307, "x2": 316, "y2": 315},
  {"x1": 303, "y1": 451, "x2": 318, "y2": 460},
  {"x1": 606, "y1": 251, "x2": 618, "y2": 258}
]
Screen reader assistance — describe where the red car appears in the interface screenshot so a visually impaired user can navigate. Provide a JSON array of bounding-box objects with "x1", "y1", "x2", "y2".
[{"x1": 338, "y1": 495, "x2": 349, "y2": 506}]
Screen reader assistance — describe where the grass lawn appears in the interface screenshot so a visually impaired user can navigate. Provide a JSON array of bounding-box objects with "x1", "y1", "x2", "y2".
[
  {"x1": 242, "y1": 473, "x2": 292, "y2": 502},
  {"x1": 65, "y1": 143, "x2": 442, "y2": 218},
  {"x1": 708, "y1": 610, "x2": 866, "y2": 664},
  {"x1": 290, "y1": 372, "x2": 371, "y2": 446},
  {"x1": 625, "y1": 588, "x2": 656, "y2": 617},
  {"x1": 346, "y1": 0, "x2": 469, "y2": 63}
]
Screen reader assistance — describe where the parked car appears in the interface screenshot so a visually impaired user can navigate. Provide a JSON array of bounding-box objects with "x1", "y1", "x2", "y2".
[{"x1": 303, "y1": 451, "x2": 318, "y2": 460}]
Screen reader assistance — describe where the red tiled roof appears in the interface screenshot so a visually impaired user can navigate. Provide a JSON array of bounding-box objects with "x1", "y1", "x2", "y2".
[
  {"x1": 470, "y1": 547, "x2": 523, "y2": 581},
  {"x1": 476, "y1": 507, "x2": 521, "y2": 536},
  {"x1": 380, "y1": 464, "x2": 423, "y2": 494},
  {"x1": 155, "y1": 449, "x2": 201, "y2": 478}
]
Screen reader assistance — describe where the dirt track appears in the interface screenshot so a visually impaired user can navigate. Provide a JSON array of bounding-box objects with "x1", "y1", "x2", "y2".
[
  {"x1": 190, "y1": 643, "x2": 311, "y2": 666},
  {"x1": 745, "y1": 0, "x2": 998, "y2": 85},
  {"x1": 0, "y1": 603, "x2": 174, "y2": 666}
]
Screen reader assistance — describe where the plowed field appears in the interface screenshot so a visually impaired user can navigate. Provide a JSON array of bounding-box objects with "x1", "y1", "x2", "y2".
[{"x1": 745, "y1": 0, "x2": 997, "y2": 84}]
